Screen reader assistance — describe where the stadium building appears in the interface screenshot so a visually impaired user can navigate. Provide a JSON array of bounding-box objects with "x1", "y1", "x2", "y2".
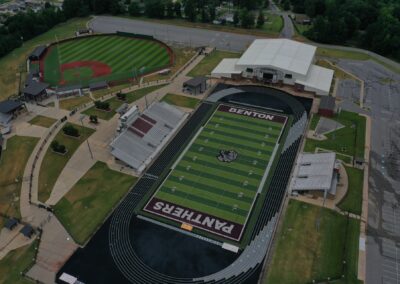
[
  {"x1": 110, "y1": 102, "x2": 187, "y2": 173},
  {"x1": 211, "y1": 39, "x2": 334, "y2": 96}
]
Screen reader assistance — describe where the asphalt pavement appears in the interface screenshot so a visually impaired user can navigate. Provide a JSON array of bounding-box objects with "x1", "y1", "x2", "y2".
[
  {"x1": 89, "y1": 15, "x2": 400, "y2": 284},
  {"x1": 89, "y1": 16, "x2": 258, "y2": 52},
  {"x1": 337, "y1": 59, "x2": 400, "y2": 284}
]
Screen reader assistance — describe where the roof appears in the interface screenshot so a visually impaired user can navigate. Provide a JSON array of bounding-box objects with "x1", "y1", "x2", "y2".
[
  {"x1": 319, "y1": 96, "x2": 336, "y2": 110},
  {"x1": 20, "y1": 224, "x2": 34, "y2": 237},
  {"x1": 292, "y1": 152, "x2": 336, "y2": 191},
  {"x1": 56, "y1": 84, "x2": 82, "y2": 93},
  {"x1": 4, "y1": 218, "x2": 18, "y2": 229},
  {"x1": 29, "y1": 45, "x2": 46, "y2": 59},
  {"x1": 22, "y1": 81, "x2": 49, "y2": 96},
  {"x1": 236, "y1": 39, "x2": 316, "y2": 76},
  {"x1": 89, "y1": 81, "x2": 108, "y2": 89},
  {"x1": 295, "y1": 64, "x2": 334, "y2": 95},
  {"x1": 0, "y1": 100, "x2": 23, "y2": 113},
  {"x1": 111, "y1": 102, "x2": 185, "y2": 172},
  {"x1": 184, "y1": 76, "x2": 207, "y2": 87},
  {"x1": 211, "y1": 58, "x2": 242, "y2": 76}
]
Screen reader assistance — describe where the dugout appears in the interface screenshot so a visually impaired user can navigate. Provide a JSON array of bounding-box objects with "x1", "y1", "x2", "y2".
[
  {"x1": 22, "y1": 81, "x2": 49, "y2": 101},
  {"x1": 183, "y1": 77, "x2": 207, "y2": 95},
  {"x1": 89, "y1": 81, "x2": 108, "y2": 91},
  {"x1": 29, "y1": 45, "x2": 46, "y2": 61}
]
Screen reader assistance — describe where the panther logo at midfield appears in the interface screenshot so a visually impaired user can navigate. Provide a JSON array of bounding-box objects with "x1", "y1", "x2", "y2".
[{"x1": 217, "y1": 150, "x2": 238, "y2": 163}]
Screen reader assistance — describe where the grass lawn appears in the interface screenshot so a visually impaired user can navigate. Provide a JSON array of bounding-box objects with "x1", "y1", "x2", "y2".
[
  {"x1": 82, "y1": 97, "x2": 123, "y2": 121},
  {"x1": 316, "y1": 47, "x2": 371, "y2": 61},
  {"x1": 91, "y1": 83, "x2": 131, "y2": 100},
  {"x1": 316, "y1": 59, "x2": 354, "y2": 80},
  {"x1": 0, "y1": 17, "x2": 90, "y2": 101},
  {"x1": 59, "y1": 95, "x2": 92, "y2": 111},
  {"x1": 188, "y1": 50, "x2": 240, "y2": 77},
  {"x1": 0, "y1": 240, "x2": 38, "y2": 284},
  {"x1": 0, "y1": 136, "x2": 39, "y2": 218},
  {"x1": 143, "y1": 47, "x2": 196, "y2": 82},
  {"x1": 338, "y1": 166, "x2": 364, "y2": 215},
  {"x1": 161, "y1": 93, "x2": 200, "y2": 109},
  {"x1": 124, "y1": 84, "x2": 167, "y2": 103},
  {"x1": 304, "y1": 110, "x2": 366, "y2": 159},
  {"x1": 54, "y1": 162, "x2": 136, "y2": 244},
  {"x1": 309, "y1": 114, "x2": 320, "y2": 130},
  {"x1": 28, "y1": 115, "x2": 57, "y2": 128},
  {"x1": 38, "y1": 123, "x2": 95, "y2": 203},
  {"x1": 266, "y1": 200, "x2": 361, "y2": 284},
  {"x1": 260, "y1": 14, "x2": 283, "y2": 35}
]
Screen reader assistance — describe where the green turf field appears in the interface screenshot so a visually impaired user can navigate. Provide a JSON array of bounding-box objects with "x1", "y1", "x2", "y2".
[
  {"x1": 42, "y1": 35, "x2": 172, "y2": 86},
  {"x1": 144, "y1": 104, "x2": 287, "y2": 241}
]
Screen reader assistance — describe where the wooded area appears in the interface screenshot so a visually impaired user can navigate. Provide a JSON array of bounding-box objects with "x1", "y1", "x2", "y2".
[{"x1": 0, "y1": 0, "x2": 399, "y2": 61}]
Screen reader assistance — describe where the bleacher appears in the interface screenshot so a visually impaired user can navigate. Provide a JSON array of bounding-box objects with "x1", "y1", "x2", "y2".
[
  {"x1": 110, "y1": 102, "x2": 186, "y2": 173},
  {"x1": 108, "y1": 103, "x2": 215, "y2": 284}
]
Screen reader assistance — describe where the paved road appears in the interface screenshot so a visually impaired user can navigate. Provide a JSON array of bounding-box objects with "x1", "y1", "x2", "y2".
[
  {"x1": 89, "y1": 16, "x2": 258, "y2": 52},
  {"x1": 336, "y1": 59, "x2": 400, "y2": 284},
  {"x1": 90, "y1": 15, "x2": 400, "y2": 284},
  {"x1": 279, "y1": 13, "x2": 294, "y2": 39}
]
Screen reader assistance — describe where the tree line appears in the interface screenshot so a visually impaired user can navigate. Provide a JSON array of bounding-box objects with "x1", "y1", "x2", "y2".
[
  {"x1": 0, "y1": 0, "x2": 399, "y2": 62},
  {"x1": 0, "y1": 5, "x2": 65, "y2": 58},
  {"x1": 283, "y1": 0, "x2": 400, "y2": 61}
]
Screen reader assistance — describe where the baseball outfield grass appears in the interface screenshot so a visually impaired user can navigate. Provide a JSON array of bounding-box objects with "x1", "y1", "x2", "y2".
[{"x1": 42, "y1": 35, "x2": 172, "y2": 87}]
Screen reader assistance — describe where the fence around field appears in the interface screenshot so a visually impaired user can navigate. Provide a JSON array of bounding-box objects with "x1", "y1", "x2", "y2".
[{"x1": 39, "y1": 32, "x2": 175, "y2": 89}]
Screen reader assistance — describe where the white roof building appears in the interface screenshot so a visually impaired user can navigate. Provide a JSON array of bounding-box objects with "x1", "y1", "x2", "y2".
[
  {"x1": 211, "y1": 39, "x2": 334, "y2": 96},
  {"x1": 290, "y1": 152, "x2": 339, "y2": 197}
]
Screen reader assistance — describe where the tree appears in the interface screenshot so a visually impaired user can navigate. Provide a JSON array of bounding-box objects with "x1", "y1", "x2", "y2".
[
  {"x1": 256, "y1": 10, "x2": 265, "y2": 28},
  {"x1": 166, "y1": 0, "x2": 175, "y2": 18},
  {"x1": 209, "y1": 5, "x2": 216, "y2": 22},
  {"x1": 89, "y1": 115, "x2": 98, "y2": 124},
  {"x1": 184, "y1": 0, "x2": 197, "y2": 22},
  {"x1": 283, "y1": 0, "x2": 290, "y2": 11},
  {"x1": 201, "y1": 8, "x2": 210, "y2": 23},
  {"x1": 174, "y1": 1, "x2": 182, "y2": 18},
  {"x1": 233, "y1": 10, "x2": 240, "y2": 26},
  {"x1": 240, "y1": 9, "x2": 254, "y2": 28},
  {"x1": 62, "y1": 125, "x2": 80, "y2": 137},
  {"x1": 128, "y1": 1, "x2": 141, "y2": 16},
  {"x1": 264, "y1": 0, "x2": 269, "y2": 9},
  {"x1": 144, "y1": 0, "x2": 165, "y2": 18}
]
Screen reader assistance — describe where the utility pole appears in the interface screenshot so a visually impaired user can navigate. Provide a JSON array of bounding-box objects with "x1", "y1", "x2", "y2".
[{"x1": 80, "y1": 114, "x2": 94, "y2": 159}]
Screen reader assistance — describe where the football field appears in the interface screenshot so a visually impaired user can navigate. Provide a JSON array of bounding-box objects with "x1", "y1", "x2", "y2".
[{"x1": 144, "y1": 104, "x2": 287, "y2": 241}]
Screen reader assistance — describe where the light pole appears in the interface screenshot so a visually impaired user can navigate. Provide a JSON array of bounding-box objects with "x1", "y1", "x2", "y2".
[{"x1": 79, "y1": 114, "x2": 94, "y2": 159}]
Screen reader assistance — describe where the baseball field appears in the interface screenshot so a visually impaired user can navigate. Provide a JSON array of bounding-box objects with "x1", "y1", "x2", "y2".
[
  {"x1": 144, "y1": 104, "x2": 287, "y2": 241},
  {"x1": 41, "y1": 34, "x2": 172, "y2": 86}
]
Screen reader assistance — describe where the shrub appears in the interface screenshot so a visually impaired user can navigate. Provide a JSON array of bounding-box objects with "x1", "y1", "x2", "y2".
[
  {"x1": 89, "y1": 115, "x2": 98, "y2": 124},
  {"x1": 51, "y1": 140, "x2": 67, "y2": 154},
  {"x1": 94, "y1": 101, "x2": 110, "y2": 110},
  {"x1": 116, "y1": 92, "x2": 126, "y2": 101},
  {"x1": 63, "y1": 125, "x2": 79, "y2": 137}
]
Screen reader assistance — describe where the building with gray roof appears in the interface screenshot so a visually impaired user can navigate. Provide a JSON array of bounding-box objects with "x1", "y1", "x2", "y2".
[
  {"x1": 290, "y1": 152, "x2": 339, "y2": 199},
  {"x1": 110, "y1": 102, "x2": 187, "y2": 173}
]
